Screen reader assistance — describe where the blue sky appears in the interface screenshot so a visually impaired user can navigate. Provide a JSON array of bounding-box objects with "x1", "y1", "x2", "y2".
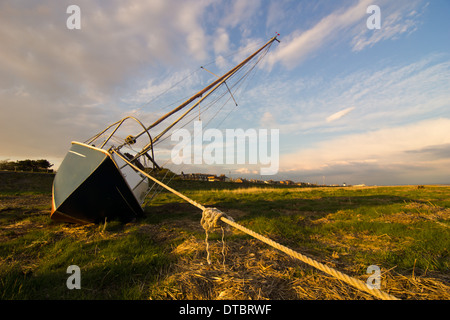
[{"x1": 1, "y1": 0, "x2": 449, "y2": 185}]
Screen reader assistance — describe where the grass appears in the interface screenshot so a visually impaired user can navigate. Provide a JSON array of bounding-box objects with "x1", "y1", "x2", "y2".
[{"x1": 0, "y1": 171, "x2": 449, "y2": 299}]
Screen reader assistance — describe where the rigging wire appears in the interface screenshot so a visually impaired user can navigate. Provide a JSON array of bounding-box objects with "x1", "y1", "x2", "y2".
[
  {"x1": 135, "y1": 39, "x2": 276, "y2": 201},
  {"x1": 133, "y1": 68, "x2": 202, "y2": 115},
  {"x1": 133, "y1": 38, "x2": 272, "y2": 118},
  {"x1": 206, "y1": 42, "x2": 273, "y2": 129},
  {"x1": 151, "y1": 41, "x2": 273, "y2": 148},
  {"x1": 144, "y1": 42, "x2": 274, "y2": 198},
  {"x1": 145, "y1": 59, "x2": 270, "y2": 201}
]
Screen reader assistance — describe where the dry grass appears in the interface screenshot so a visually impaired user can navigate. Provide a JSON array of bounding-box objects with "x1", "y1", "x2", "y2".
[
  {"x1": 213, "y1": 187, "x2": 309, "y2": 194},
  {"x1": 377, "y1": 202, "x2": 450, "y2": 227},
  {"x1": 2, "y1": 176, "x2": 449, "y2": 300},
  {"x1": 202, "y1": 185, "x2": 382, "y2": 195},
  {"x1": 149, "y1": 233, "x2": 450, "y2": 300}
]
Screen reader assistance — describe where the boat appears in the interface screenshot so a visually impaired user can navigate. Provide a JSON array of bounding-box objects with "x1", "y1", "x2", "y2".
[{"x1": 51, "y1": 35, "x2": 280, "y2": 224}]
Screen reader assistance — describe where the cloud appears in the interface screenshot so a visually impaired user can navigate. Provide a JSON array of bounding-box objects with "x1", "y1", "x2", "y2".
[
  {"x1": 280, "y1": 118, "x2": 450, "y2": 184},
  {"x1": 404, "y1": 143, "x2": 450, "y2": 160},
  {"x1": 265, "y1": 0, "x2": 373, "y2": 68},
  {"x1": 214, "y1": 28, "x2": 230, "y2": 55},
  {"x1": 0, "y1": 0, "x2": 444, "y2": 188},
  {"x1": 235, "y1": 167, "x2": 259, "y2": 175},
  {"x1": 259, "y1": 111, "x2": 277, "y2": 129},
  {"x1": 248, "y1": 54, "x2": 450, "y2": 138},
  {"x1": 265, "y1": 0, "x2": 426, "y2": 69},
  {"x1": 218, "y1": 0, "x2": 262, "y2": 30},
  {"x1": 0, "y1": 0, "x2": 215, "y2": 162},
  {"x1": 351, "y1": 0, "x2": 425, "y2": 51},
  {"x1": 326, "y1": 107, "x2": 355, "y2": 123},
  {"x1": 127, "y1": 70, "x2": 204, "y2": 109}
]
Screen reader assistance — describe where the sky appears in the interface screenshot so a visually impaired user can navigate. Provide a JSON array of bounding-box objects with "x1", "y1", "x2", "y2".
[{"x1": 1, "y1": 0, "x2": 449, "y2": 186}]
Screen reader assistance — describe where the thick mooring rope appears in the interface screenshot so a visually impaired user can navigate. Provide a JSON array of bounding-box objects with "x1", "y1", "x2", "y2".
[
  {"x1": 113, "y1": 151, "x2": 400, "y2": 300},
  {"x1": 208, "y1": 209, "x2": 399, "y2": 300}
]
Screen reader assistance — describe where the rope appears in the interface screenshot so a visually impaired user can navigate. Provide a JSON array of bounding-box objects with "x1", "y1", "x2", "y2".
[
  {"x1": 219, "y1": 215, "x2": 399, "y2": 300},
  {"x1": 112, "y1": 150, "x2": 400, "y2": 300},
  {"x1": 200, "y1": 208, "x2": 398, "y2": 300}
]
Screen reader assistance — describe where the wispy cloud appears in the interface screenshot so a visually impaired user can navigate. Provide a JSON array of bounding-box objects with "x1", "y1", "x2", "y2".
[
  {"x1": 351, "y1": 1, "x2": 426, "y2": 51},
  {"x1": 218, "y1": 0, "x2": 262, "y2": 30},
  {"x1": 266, "y1": 0, "x2": 426, "y2": 69},
  {"x1": 265, "y1": 0, "x2": 372, "y2": 68},
  {"x1": 249, "y1": 54, "x2": 450, "y2": 137},
  {"x1": 326, "y1": 107, "x2": 355, "y2": 123}
]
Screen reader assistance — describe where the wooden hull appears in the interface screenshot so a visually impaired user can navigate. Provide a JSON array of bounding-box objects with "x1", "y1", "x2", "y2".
[{"x1": 51, "y1": 142, "x2": 145, "y2": 224}]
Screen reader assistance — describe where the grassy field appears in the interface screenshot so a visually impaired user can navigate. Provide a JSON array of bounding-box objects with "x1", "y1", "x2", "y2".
[{"x1": 0, "y1": 171, "x2": 449, "y2": 300}]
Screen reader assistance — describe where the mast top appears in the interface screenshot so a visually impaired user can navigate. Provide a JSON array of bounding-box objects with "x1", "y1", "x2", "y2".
[
  {"x1": 143, "y1": 35, "x2": 279, "y2": 132},
  {"x1": 120, "y1": 34, "x2": 280, "y2": 153}
]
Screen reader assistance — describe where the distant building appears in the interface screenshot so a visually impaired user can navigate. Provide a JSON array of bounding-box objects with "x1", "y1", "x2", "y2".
[
  {"x1": 208, "y1": 174, "x2": 231, "y2": 182},
  {"x1": 218, "y1": 174, "x2": 230, "y2": 182},
  {"x1": 249, "y1": 179, "x2": 264, "y2": 184},
  {"x1": 181, "y1": 173, "x2": 209, "y2": 181},
  {"x1": 181, "y1": 172, "x2": 232, "y2": 182}
]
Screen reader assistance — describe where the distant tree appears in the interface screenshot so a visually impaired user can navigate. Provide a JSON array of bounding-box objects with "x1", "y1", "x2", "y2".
[
  {"x1": 16, "y1": 160, "x2": 34, "y2": 171},
  {"x1": 0, "y1": 159, "x2": 53, "y2": 172},
  {"x1": 34, "y1": 159, "x2": 53, "y2": 172},
  {"x1": 0, "y1": 160, "x2": 14, "y2": 171}
]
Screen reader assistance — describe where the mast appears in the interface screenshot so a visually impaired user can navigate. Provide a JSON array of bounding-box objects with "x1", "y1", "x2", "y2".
[{"x1": 131, "y1": 35, "x2": 280, "y2": 157}]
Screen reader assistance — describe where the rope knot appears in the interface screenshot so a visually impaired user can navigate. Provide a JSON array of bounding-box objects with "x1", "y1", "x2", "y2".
[
  {"x1": 201, "y1": 207, "x2": 231, "y2": 231},
  {"x1": 201, "y1": 207, "x2": 234, "y2": 266}
]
